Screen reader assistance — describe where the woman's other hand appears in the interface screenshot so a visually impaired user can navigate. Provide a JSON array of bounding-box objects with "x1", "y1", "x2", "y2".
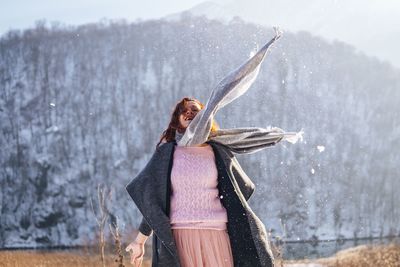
[
  {"x1": 125, "y1": 241, "x2": 145, "y2": 267},
  {"x1": 273, "y1": 26, "x2": 283, "y2": 40}
]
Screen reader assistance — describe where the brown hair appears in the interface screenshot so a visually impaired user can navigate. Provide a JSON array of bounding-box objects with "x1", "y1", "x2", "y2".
[{"x1": 156, "y1": 97, "x2": 219, "y2": 148}]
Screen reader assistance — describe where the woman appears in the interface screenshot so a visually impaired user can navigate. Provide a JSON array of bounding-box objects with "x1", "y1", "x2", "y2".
[{"x1": 125, "y1": 28, "x2": 303, "y2": 267}]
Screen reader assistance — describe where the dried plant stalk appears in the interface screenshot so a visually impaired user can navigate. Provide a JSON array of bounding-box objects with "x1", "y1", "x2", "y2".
[
  {"x1": 109, "y1": 220, "x2": 125, "y2": 267},
  {"x1": 270, "y1": 218, "x2": 287, "y2": 267},
  {"x1": 90, "y1": 183, "x2": 111, "y2": 267}
]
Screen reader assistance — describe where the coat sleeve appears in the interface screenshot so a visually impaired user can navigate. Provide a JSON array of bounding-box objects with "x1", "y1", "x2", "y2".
[
  {"x1": 209, "y1": 126, "x2": 303, "y2": 154},
  {"x1": 138, "y1": 216, "x2": 153, "y2": 236},
  {"x1": 178, "y1": 29, "x2": 282, "y2": 146}
]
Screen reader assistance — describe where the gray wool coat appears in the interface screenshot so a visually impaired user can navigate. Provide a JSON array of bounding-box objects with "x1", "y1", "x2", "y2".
[
  {"x1": 126, "y1": 30, "x2": 302, "y2": 266},
  {"x1": 126, "y1": 139, "x2": 283, "y2": 267}
]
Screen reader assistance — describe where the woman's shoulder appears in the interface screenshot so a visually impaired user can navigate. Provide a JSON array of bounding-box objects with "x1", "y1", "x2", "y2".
[
  {"x1": 207, "y1": 140, "x2": 235, "y2": 157},
  {"x1": 156, "y1": 138, "x2": 175, "y2": 150},
  {"x1": 156, "y1": 138, "x2": 168, "y2": 148}
]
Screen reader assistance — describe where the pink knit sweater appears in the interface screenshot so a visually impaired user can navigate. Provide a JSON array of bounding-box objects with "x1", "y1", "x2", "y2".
[{"x1": 169, "y1": 144, "x2": 228, "y2": 230}]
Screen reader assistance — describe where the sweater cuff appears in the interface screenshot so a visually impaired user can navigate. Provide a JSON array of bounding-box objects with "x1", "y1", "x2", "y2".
[{"x1": 138, "y1": 217, "x2": 153, "y2": 236}]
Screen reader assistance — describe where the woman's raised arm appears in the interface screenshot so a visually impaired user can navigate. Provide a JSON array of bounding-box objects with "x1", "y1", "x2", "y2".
[
  {"x1": 209, "y1": 126, "x2": 304, "y2": 154},
  {"x1": 178, "y1": 27, "x2": 283, "y2": 146}
]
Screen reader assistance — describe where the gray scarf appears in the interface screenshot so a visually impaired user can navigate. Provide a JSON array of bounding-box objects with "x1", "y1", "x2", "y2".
[
  {"x1": 175, "y1": 130, "x2": 184, "y2": 144},
  {"x1": 176, "y1": 28, "x2": 304, "y2": 153}
]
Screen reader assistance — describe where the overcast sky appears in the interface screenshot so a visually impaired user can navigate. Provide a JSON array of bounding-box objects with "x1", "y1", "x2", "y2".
[{"x1": 0, "y1": 0, "x2": 229, "y2": 36}]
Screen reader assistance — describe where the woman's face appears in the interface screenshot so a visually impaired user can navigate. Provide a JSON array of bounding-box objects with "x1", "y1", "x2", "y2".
[{"x1": 178, "y1": 101, "x2": 202, "y2": 130}]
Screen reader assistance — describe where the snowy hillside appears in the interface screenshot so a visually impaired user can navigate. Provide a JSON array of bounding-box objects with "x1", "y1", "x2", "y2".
[
  {"x1": 0, "y1": 15, "x2": 399, "y2": 248},
  {"x1": 166, "y1": 0, "x2": 400, "y2": 69}
]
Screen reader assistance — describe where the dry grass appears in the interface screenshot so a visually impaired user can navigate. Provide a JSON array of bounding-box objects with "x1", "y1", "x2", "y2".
[
  {"x1": 2, "y1": 242, "x2": 399, "y2": 267},
  {"x1": 0, "y1": 248, "x2": 151, "y2": 267},
  {"x1": 285, "y1": 242, "x2": 400, "y2": 267}
]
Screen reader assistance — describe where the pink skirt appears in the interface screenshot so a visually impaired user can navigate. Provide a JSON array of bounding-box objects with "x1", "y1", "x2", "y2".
[{"x1": 172, "y1": 228, "x2": 234, "y2": 267}]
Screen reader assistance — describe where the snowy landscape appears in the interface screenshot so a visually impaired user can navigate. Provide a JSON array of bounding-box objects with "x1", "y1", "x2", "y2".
[
  {"x1": 169, "y1": 0, "x2": 400, "y2": 68},
  {"x1": 0, "y1": 4, "x2": 399, "y2": 263}
]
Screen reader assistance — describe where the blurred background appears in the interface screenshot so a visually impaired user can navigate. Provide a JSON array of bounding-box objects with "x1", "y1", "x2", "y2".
[{"x1": 1, "y1": 0, "x2": 399, "y2": 265}]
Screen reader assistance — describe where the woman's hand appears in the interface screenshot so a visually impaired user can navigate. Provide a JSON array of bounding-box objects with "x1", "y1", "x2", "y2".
[
  {"x1": 125, "y1": 241, "x2": 145, "y2": 267},
  {"x1": 273, "y1": 26, "x2": 283, "y2": 40}
]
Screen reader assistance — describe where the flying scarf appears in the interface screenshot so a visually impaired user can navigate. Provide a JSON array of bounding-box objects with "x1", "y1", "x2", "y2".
[{"x1": 177, "y1": 27, "x2": 304, "y2": 153}]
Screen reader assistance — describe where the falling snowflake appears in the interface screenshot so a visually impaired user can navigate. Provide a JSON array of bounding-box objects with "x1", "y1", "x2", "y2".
[
  {"x1": 317, "y1": 145, "x2": 325, "y2": 152},
  {"x1": 310, "y1": 168, "x2": 315, "y2": 174},
  {"x1": 249, "y1": 44, "x2": 259, "y2": 58}
]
